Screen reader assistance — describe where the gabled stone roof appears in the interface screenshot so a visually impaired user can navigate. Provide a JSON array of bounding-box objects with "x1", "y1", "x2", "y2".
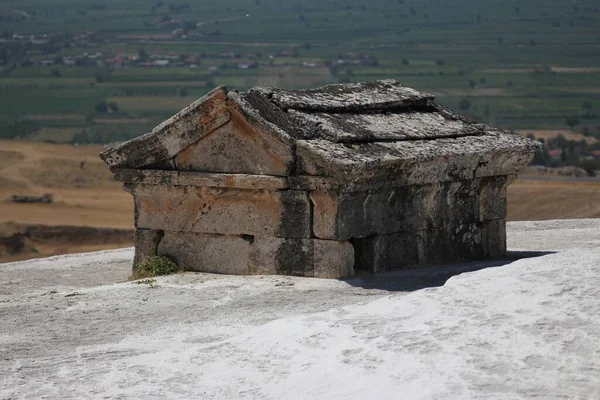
[
  {"x1": 235, "y1": 79, "x2": 486, "y2": 143},
  {"x1": 251, "y1": 80, "x2": 434, "y2": 112},
  {"x1": 100, "y1": 80, "x2": 540, "y2": 182}
]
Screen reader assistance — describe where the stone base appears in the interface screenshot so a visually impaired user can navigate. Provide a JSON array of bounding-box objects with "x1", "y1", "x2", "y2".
[
  {"x1": 134, "y1": 229, "x2": 354, "y2": 279},
  {"x1": 353, "y1": 220, "x2": 507, "y2": 273},
  {"x1": 134, "y1": 219, "x2": 506, "y2": 277},
  {"x1": 133, "y1": 229, "x2": 163, "y2": 269}
]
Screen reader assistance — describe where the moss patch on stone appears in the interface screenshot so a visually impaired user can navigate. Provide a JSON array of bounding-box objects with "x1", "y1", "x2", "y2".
[{"x1": 129, "y1": 256, "x2": 180, "y2": 280}]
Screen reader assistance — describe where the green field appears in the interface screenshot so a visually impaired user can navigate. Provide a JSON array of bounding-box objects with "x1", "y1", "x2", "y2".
[{"x1": 1, "y1": 0, "x2": 599, "y2": 146}]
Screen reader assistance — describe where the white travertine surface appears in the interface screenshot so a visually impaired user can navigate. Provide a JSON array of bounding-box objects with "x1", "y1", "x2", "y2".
[{"x1": 1, "y1": 219, "x2": 599, "y2": 399}]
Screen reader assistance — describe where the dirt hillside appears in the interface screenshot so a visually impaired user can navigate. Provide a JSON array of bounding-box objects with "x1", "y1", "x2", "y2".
[
  {"x1": 0, "y1": 141, "x2": 133, "y2": 262},
  {"x1": 0, "y1": 140, "x2": 132, "y2": 228}
]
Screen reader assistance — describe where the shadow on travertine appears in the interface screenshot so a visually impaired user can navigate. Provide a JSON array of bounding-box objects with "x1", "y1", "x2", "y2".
[{"x1": 344, "y1": 251, "x2": 555, "y2": 292}]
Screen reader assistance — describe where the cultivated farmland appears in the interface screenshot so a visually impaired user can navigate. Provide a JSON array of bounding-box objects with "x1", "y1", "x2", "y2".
[{"x1": 0, "y1": 0, "x2": 599, "y2": 146}]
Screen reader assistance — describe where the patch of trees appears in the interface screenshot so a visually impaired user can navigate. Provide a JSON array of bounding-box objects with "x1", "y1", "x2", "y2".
[
  {"x1": 0, "y1": 121, "x2": 39, "y2": 140},
  {"x1": 459, "y1": 99, "x2": 471, "y2": 110},
  {"x1": 88, "y1": 3, "x2": 107, "y2": 11},
  {"x1": 529, "y1": 133, "x2": 600, "y2": 175},
  {"x1": 72, "y1": 131, "x2": 90, "y2": 144},
  {"x1": 176, "y1": 87, "x2": 188, "y2": 97},
  {"x1": 94, "y1": 68, "x2": 112, "y2": 83},
  {"x1": 95, "y1": 72, "x2": 107, "y2": 83},
  {"x1": 138, "y1": 48, "x2": 149, "y2": 62},
  {"x1": 566, "y1": 115, "x2": 580, "y2": 129},
  {"x1": 0, "y1": 48, "x2": 9, "y2": 64},
  {"x1": 94, "y1": 101, "x2": 119, "y2": 113},
  {"x1": 169, "y1": 2, "x2": 191, "y2": 12}
]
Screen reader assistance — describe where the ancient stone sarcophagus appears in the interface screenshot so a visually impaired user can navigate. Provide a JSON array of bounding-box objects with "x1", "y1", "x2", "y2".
[{"x1": 100, "y1": 80, "x2": 540, "y2": 278}]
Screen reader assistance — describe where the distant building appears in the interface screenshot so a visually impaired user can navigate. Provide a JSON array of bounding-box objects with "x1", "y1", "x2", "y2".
[{"x1": 548, "y1": 149, "x2": 562, "y2": 160}]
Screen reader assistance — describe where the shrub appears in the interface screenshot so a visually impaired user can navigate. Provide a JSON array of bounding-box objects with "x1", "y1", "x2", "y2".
[
  {"x1": 95, "y1": 72, "x2": 107, "y2": 83},
  {"x1": 565, "y1": 115, "x2": 581, "y2": 129},
  {"x1": 108, "y1": 101, "x2": 119, "y2": 112},
  {"x1": 130, "y1": 256, "x2": 180, "y2": 280},
  {"x1": 458, "y1": 99, "x2": 471, "y2": 110},
  {"x1": 581, "y1": 159, "x2": 599, "y2": 177},
  {"x1": 177, "y1": 87, "x2": 188, "y2": 97},
  {"x1": 94, "y1": 101, "x2": 108, "y2": 113}
]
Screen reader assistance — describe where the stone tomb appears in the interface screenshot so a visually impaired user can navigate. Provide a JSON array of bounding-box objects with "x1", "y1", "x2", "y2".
[{"x1": 101, "y1": 80, "x2": 539, "y2": 278}]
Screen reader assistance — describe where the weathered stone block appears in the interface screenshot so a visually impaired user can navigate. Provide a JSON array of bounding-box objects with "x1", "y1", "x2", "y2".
[
  {"x1": 249, "y1": 237, "x2": 354, "y2": 278},
  {"x1": 158, "y1": 231, "x2": 251, "y2": 275},
  {"x1": 353, "y1": 222, "x2": 497, "y2": 272},
  {"x1": 151, "y1": 232, "x2": 354, "y2": 279},
  {"x1": 482, "y1": 219, "x2": 507, "y2": 257},
  {"x1": 309, "y1": 191, "x2": 340, "y2": 239},
  {"x1": 249, "y1": 237, "x2": 313, "y2": 276},
  {"x1": 133, "y1": 228, "x2": 163, "y2": 270},
  {"x1": 310, "y1": 180, "x2": 479, "y2": 240},
  {"x1": 174, "y1": 110, "x2": 293, "y2": 176},
  {"x1": 474, "y1": 150, "x2": 534, "y2": 179},
  {"x1": 417, "y1": 223, "x2": 484, "y2": 266},
  {"x1": 478, "y1": 177, "x2": 508, "y2": 221},
  {"x1": 313, "y1": 240, "x2": 355, "y2": 279},
  {"x1": 113, "y1": 169, "x2": 289, "y2": 190},
  {"x1": 353, "y1": 233, "x2": 419, "y2": 273},
  {"x1": 126, "y1": 184, "x2": 311, "y2": 238}
]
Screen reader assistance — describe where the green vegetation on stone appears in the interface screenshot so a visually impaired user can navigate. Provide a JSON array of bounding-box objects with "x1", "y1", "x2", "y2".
[{"x1": 130, "y1": 256, "x2": 181, "y2": 280}]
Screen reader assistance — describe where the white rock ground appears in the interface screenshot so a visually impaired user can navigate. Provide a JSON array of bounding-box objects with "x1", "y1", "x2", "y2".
[{"x1": 1, "y1": 219, "x2": 599, "y2": 399}]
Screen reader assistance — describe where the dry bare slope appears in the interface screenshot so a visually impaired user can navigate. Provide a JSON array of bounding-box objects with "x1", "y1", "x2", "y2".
[
  {"x1": 0, "y1": 141, "x2": 133, "y2": 262},
  {"x1": 508, "y1": 179, "x2": 600, "y2": 220},
  {"x1": 0, "y1": 140, "x2": 132, "y2": 228}
]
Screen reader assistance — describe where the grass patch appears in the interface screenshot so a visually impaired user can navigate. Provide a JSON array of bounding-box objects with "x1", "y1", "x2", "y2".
[
  {"x1": 64, "y1": 292, "x2": 84, "y2": 297},
  {"x1": 129, "y1": 256, "x2": 181, "y2": 280},
  {"x1": 132, "y1": 278, "x2": 159, "y2": 288},
  {"x1": 133, "y1": 278, "x2": 156, "y2": 285}
]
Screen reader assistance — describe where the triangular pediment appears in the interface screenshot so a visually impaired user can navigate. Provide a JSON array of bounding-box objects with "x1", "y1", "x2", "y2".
[
  {"x1": 172, "y1": 107, "x2": 293, "y2": 176},
  {"x1": 99, "y1": 86, "x2": 297, "y2": 176},
  {"x1": 100, "y1": 86, "x2": 230, "y2": 170}
]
